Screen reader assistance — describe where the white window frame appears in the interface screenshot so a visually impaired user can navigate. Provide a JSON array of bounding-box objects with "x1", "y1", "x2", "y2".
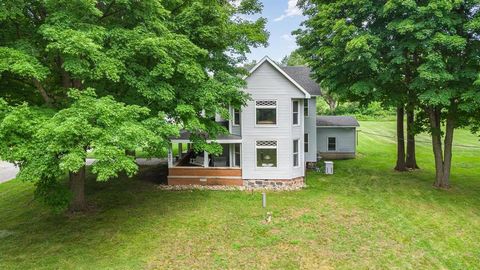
[
  {"x1": 304, "y1": 133, "x2": 309, "y2": 153},
  {"x1": 233, "y1": 108, "x2": 240, "y2": 126},
  {"x1": 304, "y1": 99, "x2": 309, "y2": 116},
  {"x1": 255, "y1": 100, "x2": 278, "y2": 127},
  {"x1": 327, "y1": 137, "x2": 337, "y2": 152},
  {"x1": 255, "y1": 140, "x2": 278, "y2": 168},
  {"x1": 292, "y1": 100, "x2": 300, "y2": 126},
  {"x1": 293, "y1": 139, "x2": 299, "y2": 167}
]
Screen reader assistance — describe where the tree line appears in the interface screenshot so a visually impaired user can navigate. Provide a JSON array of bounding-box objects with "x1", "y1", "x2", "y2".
[{"x1": 294, "y1": 0, "x2": 480, "y2": 188}]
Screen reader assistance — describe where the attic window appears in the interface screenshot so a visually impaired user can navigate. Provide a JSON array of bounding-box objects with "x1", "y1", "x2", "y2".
[{"x1": 256, "y1": 100, "x2": 277, "y2": 125}]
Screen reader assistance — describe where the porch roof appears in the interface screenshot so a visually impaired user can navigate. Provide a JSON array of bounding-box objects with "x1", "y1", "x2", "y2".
[{"x1": 170, "y1": 131, "x2": 242, "y2": 144}]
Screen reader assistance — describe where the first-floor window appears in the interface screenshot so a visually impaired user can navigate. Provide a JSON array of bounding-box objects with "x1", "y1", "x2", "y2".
[
  {"x1": 328, "y1": 137, "x2": 336, "y2": 151},
  {"x1": 304, "y1": 133, "x2": 309, "y2": 153},
  {"x1": 256, "y1": 141, "x2": 277, "y2": 167},
  {"x1": 234, "y1": 144, "x2": 241, "y2": 167},
  {"x1": 293, "y1": 140, "x2": 299, "y2": 167}
]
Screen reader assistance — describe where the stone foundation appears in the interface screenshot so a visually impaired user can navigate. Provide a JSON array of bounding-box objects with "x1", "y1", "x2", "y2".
[{"x1": 243, "y1": 177, "x2": 305, "y2": 190}]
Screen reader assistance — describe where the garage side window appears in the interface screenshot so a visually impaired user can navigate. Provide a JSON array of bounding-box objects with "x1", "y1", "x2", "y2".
[
  {"x1": 328, "y1": 137, "x2": 336, "y2": 151},
  {"x1": 256, "y1": 141, "x2": 277, "y2": 167}
]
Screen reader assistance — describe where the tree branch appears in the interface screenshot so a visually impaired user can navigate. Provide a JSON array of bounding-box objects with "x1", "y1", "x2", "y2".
[{"x1": 32, "y1": 78, "x2": 53, "y2": 106}]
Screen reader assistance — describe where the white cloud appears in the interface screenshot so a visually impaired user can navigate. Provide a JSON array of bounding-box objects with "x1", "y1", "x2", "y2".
[
  {"x1": 281, "y1": 34, "x2": 295, "y2": 42},
  {"x1": 274, "y1": 0, "x2": 302, "y2": 22}
]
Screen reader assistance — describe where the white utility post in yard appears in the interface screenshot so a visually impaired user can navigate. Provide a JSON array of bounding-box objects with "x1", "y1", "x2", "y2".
[{"x1": 167, "y1": 145, "x2": 174, "y2": 168}]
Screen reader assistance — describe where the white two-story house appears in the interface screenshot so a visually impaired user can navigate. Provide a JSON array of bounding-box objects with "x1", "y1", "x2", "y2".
[{"x1": 168, "y1": 56, "x2": 359, "y2": 188}]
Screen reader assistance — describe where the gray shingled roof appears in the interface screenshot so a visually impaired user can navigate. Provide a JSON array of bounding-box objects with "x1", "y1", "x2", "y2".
[
  {"x1": 316, "y1": 116, "x2": 360, "y2": 127},
  {"x1": 280, "y1": 66, "x2": 322, "y2": 96}
]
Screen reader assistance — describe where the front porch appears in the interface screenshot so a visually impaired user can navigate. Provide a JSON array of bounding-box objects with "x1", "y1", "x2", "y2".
[{"x1": 167, "y1": 133, "x2": 243, "y2": 186}]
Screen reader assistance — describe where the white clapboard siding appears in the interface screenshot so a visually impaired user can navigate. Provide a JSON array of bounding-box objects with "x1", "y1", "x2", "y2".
[
  {"x1": 241, "y1": 60, "x2": 307, "y2": 180},
  {"x1": 317, "y1": 127, "x2": 356, "y2": 153}
]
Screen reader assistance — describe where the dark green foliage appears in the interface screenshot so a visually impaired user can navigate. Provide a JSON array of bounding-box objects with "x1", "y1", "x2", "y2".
[{"x1": 0, "y1": 0, "x2": 268, "y2": 210}]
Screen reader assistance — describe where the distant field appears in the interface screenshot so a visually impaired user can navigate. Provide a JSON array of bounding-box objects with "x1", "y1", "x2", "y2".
[{"x1": 1, "y1": 121, "x2": 480, "y2": 269}]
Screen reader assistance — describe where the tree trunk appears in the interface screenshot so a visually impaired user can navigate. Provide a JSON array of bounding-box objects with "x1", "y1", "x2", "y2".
[
  {"x1": 323, "y1": 95, "x2": 337, "y2": 111},
  {"x1": 440, "y1": 112, "x2": 455, "y2": 188},
  {"x1": 406, "y1": 104, "x2": 419, "y2": 169},
  {"x1": 395, "y1": 105, "x2": 407, "y2": 171},
  {"x1": 69, "y1": 165, "x2": 87, "y2": 212},
  {"x1": 428, "y1": 107, "x2": 455, "y2": 189}
]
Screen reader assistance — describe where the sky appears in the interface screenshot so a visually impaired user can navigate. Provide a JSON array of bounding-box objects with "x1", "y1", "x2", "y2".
[{"x1": 245, "y1": 0, "x2": 305, "y2": 63}]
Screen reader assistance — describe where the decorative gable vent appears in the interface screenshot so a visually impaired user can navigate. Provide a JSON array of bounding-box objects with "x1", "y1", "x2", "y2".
[
  {"x1": 256, "y1": 141, "x2": 277, "y2": 147},
  {"x1": 256, "y1": 100, "x2": 277, "y2": 107}
]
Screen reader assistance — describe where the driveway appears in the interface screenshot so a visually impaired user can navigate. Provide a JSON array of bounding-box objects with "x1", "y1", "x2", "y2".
[
  {"x1": 0, "y1": 158, "x2": 166, "y2": 184},
  {"x1": 0, "y1": 161, "x2": 19, "y2": 184}
]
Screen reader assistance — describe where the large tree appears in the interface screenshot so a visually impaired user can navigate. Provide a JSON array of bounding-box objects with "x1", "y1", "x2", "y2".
[
  {"x1": 0, "y1": 0, "x2": 268, "y2": 211},
  {"x1": 296, "y1": 0, "x2": 480, "y2": 186}
]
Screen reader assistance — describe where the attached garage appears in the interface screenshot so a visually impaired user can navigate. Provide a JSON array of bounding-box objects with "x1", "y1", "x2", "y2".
[{"x1": 316, "y1": 116, "x2": 360, "y2": 160}]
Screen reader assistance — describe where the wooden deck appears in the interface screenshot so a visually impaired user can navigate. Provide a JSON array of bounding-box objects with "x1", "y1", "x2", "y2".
[{"x1": 168, "y1": 167, "x2": 243, "y2": 186}]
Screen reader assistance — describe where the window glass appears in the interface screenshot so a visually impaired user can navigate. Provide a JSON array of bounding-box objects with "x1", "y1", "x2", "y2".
[
  {"x1": 256, "y1": 141, "x2": 277, "y2": 167},
  {"x1": 234, "y1": 144, "x2": 241, "y2": 167},
  {"x1": 304, "y1": 133, "x2": 309, "y2": 153},
  {"x1": 328, "y1": 137, "x2": 336, "y2": 151},
  {"x1": 233, "y1": 109, "x2": 240, "y2": 125},
  {"x1": 256, "y1": 108, "x2": 276, "y2": 124},
  {"x1": 304, "y1": 100, "x2": 309, "y2": 116},
  {"x1": 293, "y1": 140, "x2": 299, "y2": 167},
  {"x1": 293, "y1": 100, "x2": 299, "y2": 125}
]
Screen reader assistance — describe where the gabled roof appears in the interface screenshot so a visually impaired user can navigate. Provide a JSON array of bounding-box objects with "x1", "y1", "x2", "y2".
[
  {"x1": 244, "y1": 56, "x2": 311, "y2": 98},
  {"x1": 317, "y1": 116, "x2": 360, "y2": 127},
  {"x1": 280, "y1": 66, "x2": 322, "y2": 96}
]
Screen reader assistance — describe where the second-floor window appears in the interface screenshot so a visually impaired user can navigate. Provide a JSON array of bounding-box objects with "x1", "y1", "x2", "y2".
[
  {"x1": 233, "y1": 109, "x2": 240, "y2": 126},
  {"x1": 256, "y1": 100, "x2": 277, "y2": 125},
  {"x1": 293, "y1": 100, "x2": 299, "y2": 125}
]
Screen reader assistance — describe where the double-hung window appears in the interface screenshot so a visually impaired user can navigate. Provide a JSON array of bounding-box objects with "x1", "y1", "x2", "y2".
[
  {"x1": 292, "y1": 100, "x2": 299, "y2": 125},
  {"x1": 304, "y1": 133, "x2": 309, "y2": 153},
  {"x1": 233, "y1": 109, "x2": 240, "y2": 126},
  {"x1": 256, "y1": 100, "x2": 277, "y2": 125},
  {"x1": 256, "y1": 141, "x2": 277, "y2": 167},
  {"x1": 328, "y1": 137, "x2": 336, "y2": 151},
  {"x1": 304, "y1": 100, "x2": 309, "y2": 116},
  {"x1": 293, "y1": 140, "x2": 299, "y2": 167}
]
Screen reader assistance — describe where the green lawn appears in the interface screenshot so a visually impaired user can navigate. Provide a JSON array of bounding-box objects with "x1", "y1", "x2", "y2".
[{"x1": 1, "y1": 121, "x2": 480, "y2": 269}]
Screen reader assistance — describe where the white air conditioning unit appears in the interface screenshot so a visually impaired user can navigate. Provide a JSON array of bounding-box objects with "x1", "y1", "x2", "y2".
[{"x1": 324, "y1": 161, "x2": 334, "y2": 175}]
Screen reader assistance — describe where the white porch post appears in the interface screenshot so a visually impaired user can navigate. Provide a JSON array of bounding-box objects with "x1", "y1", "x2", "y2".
[
  {"x1": 203, "y1": 151, "x2": 209, "y2": 168},
  {"x1": 168, "y1": 144, "x2": 174, "y2": 168},
  {"x1": 178, "y1": 143, "x2": 183, "y2": 158}
]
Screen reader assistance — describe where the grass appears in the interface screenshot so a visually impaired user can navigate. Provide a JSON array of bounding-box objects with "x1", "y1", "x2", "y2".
[{"x1": 1, "y1": 120, "x2": 480, "y2": 269}]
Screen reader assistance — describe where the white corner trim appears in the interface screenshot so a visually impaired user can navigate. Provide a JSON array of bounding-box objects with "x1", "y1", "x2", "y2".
[{"x1": 243, "y1": 56, "x2": 311, "y2": 99}]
